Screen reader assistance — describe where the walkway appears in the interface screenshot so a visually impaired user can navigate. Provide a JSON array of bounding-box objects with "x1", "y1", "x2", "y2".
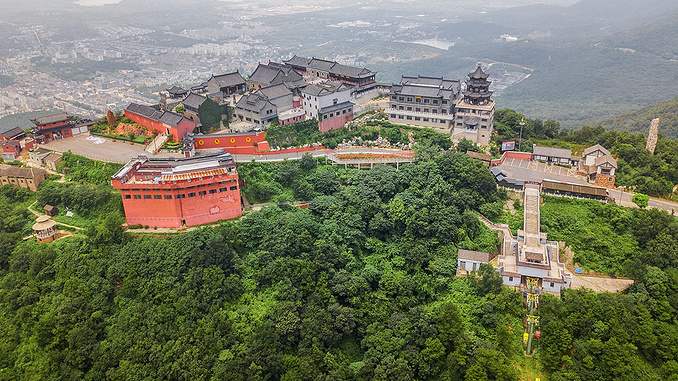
[{"x1": 27, "y1": 201, "x2": 83, "y2": 231}]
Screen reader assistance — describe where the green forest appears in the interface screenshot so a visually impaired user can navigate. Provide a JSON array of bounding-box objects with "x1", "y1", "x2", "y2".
[{"x1": 1, "y1": 136, "x2": 678, "y2": 380}]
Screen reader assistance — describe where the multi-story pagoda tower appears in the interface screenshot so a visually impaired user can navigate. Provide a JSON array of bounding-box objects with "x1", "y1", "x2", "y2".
[{"x1": 454, "y1": 63, "x2": 495, "y2": 146}]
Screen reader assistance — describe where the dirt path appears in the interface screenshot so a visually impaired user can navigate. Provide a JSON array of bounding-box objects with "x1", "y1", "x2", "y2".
[{"x1": 27, "y1": 201, "x2": 84, "y2": 231}]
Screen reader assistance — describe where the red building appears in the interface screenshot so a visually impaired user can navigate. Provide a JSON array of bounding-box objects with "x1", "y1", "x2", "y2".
[
  {"x1": 2, "y1": 141, "x2": 21, "y2": 161},
  {"x1": 125, "y1": 103, "x2": 196, "y2": 142},
  {"x1": 30, "y1": 113, "x2": 93, "y2": 143},
  {"x1": 111, "y1": 153, "x2": 242, "y2": 228},
  {"x1": 193, "y1": 131, "x2": 270, "y2": 154}
]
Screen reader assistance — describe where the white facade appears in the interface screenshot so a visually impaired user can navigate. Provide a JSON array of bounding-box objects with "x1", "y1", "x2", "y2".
[{"x1": 301, "y1": 84, "x2": 352, "y2": 120}]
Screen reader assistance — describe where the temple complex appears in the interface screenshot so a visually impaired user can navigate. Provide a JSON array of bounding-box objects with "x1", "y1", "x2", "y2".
[{"x1": 111, "y1": 153, "x2": 242, "y2": 228}]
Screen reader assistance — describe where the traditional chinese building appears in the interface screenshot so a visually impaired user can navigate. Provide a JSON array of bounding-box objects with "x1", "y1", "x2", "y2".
[
  {"x1": 247, "y1": 62, "x2": 306, "y2": 92},
  {"x1": 125, "y1": 103, "x2": 196, "y2": 142},
  {"x1": 387, "y1": 75, "x2": 461, "y2": 129},
  {"x1": 2, "y1": 140, "x2": 20, "y2": 161},
  {"x1": 300, "y1": 81, "x2": 354, "y2": 132},
  {"x1": 30, "y1": 113, "x2": 94, "y2": 143},
  {"x1": 32, "y1": 215, "x2": 56, "y2": 243},
  {"x1": 111, "y1": 153, "x2": 242, "y2": 228},
  {"x1": 284, "y1": 55, "x2": 376, "y2": 87},
  {"x1": 581, "y1": 144, "x2": 618, "y2": 187},
  {"x1": 454, "y1": 63, "x2": 495, "y2": 146},
  {"x1": 207, "y1": 71, "x2": 246, "y2": 102}
]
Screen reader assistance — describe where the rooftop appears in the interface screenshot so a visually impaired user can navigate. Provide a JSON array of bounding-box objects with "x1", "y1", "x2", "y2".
[
  {"x1": 112, "y1": 153, "x2": 237, "y2": 184},
  {"x1": 126, "y1": 103, "x2": 191, "y2": 128},
  {"x1": 210, "y1": 71, "x2": 246, "y2": 88}
]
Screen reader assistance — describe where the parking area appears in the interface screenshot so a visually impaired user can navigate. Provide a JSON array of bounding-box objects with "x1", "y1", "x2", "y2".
[
  {"x1": 497, "y1": 158, "x2": 588, "y2": 185},
  {"x1": 42, "y1": 133, "x2": 182, "y2": 163}
]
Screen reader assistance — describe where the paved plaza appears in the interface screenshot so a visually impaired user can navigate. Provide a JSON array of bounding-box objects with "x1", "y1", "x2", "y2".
[{"x1": 42, "y1": 133, "x2": 182, "y2": 163}]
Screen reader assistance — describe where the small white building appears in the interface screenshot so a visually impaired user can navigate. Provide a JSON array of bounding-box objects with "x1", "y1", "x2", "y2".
[{"x1": 457, "y1": 249, "x2": 491, "y2": 273}]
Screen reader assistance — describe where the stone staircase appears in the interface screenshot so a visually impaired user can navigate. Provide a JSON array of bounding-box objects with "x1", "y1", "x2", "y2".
[{"x1": 145, "y1": 134, "x2": 168, "y2": 154}]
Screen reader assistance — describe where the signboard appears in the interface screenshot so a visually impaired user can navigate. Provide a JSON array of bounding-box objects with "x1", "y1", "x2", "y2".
[{"x1": 501, "y1": 140, "x2": 516, "y2": 152}]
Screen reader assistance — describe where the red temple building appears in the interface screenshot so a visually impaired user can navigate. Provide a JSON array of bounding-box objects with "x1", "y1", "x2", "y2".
[
  {"x1": 111, "y1": 153, "x2": 242, "y2": 228},
  {"x1": 30, "y1": 113, "x2": 94, "y2": 143},
  {"x1": 125, "y1": 103, "x2": 196, "y2": 142}
]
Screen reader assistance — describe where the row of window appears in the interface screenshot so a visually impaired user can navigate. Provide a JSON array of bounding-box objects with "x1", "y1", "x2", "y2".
[
  {"x1": 127, "y1": 180, "x2": 236, "y2": 192},
  {"x1": 392, "y1": 96, "x2": 447, "y2": 105},
  {"x1": 390, "y1": 114, "x2": 447, "y2": 124},
  {"x1": 322, "y1": 108, "x2": 352, "y2": 120},
  {"x1": 391, "y1": 105, "x2": 449, "y2": 114},
  {"x1": 123, "y1": 186, "x2": 238, "y2": 200}
]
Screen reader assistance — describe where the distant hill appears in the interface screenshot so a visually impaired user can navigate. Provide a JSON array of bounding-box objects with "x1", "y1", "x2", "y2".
[{"x1": 589, "y1": 96, "x2": 678, "y2": 138}]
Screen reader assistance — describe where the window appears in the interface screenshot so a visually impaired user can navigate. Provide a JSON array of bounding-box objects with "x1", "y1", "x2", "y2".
[
  {"x1": 230, "y1": 186, "x2": 238, "y2": 191},
  {"x1": 209, "y1": 189, "x2": 217, "y2": 194},
  {"x1": 219, "y1": 187, "x2": 228, "y2": 192},
  {"x1": 390, "y1": 114, "x2": 396, "y2": 118},
  {"x1": 399, "y1": 96, "x2": 404, "y2": 101},
  {"x1": 398, "y1": 115, "x2": 404, "y2": 119},
  {"x1": 433, "y1": 100, "x2": 438, "y2": 105},
  {"x1": 460, "y1": 261, "x2": 466, "y2": 268},
  {"x1": 188, "y1": 192, "x2": 196, "y2": 198},
  {"x1": 164, "y1": 195, "x2": 172, "y2": 199},
  {"x1": 415, "y1": 108, "x2": 421, "y2": 112},
  {"x1": 124, "y1": 195, "x2": 131, "y2": 199},
  {"x1": 175, "y1": 194, "x2": 185, "y2": 199},
  {"x1": 423, "y1": 118, "x2": 429, "y2": 122},
  {"x1": 442, "y1": 100, "x2": 448, "y2": 105},
  {"x1": 424, "y1": 99, "x2": 429, "y2": 104},
  {"x1": 407, "y1": 97, "x2": 412, "y2": 102},
  {"x1": 508, "y1": 276, "x2": 514, "y2": 282},
  {"x1": 550, "y1": 282, "x2": 555, "y2": 288},
  {"x1": 154, "y1": 195, "x2": 162, "y2": 199},
  {"x1": 414, "y1": 117, "x2": 420, "y2": 121},
  {"x1": 133, "y1": 195, "x2": 141, "y2": 199},
  {"x1": 342, "y1": 109, "x2": 346, "y2": 114},
  {"x1": 406, "y1": 116, "x2": 412, "y2": 120},
  {"x1": 406, "y1": 106, "x2": 412, "y2": 111},
  {"x1": 198, "y1": 191, "x2": 207, "y2": 196},
  {"x1": 423, "y1": 108, "x2": 429, "y2": 113},
  {"x1": 415, "y1": 98, "x2": 421, "y2": 103}
]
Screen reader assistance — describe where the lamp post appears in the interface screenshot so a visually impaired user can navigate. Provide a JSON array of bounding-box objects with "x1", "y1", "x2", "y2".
[{"x1": 518, "y1": 117, "x2": 525, "y2": 151}]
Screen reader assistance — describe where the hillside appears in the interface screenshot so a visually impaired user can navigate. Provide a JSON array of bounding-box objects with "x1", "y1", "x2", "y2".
[{"x1": 589, "y1": 96, "x2": 678, "y2": 138}]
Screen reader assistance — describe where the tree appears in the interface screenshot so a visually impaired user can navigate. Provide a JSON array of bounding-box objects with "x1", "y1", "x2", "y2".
[
  {"x1": 106, "y1": 110, "x2": 117, "y2": 126},
  {"x1": 198, "y1": 97, "x2": 225, "y2": 133},
  {"x1": 632, "y1": 192, "x2": 649, "y2": 208}
]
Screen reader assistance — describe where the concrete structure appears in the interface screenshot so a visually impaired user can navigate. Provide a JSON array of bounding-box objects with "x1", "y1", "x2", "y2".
[
  {"x1": 532, "y1": 145, "x2": 579, "y2": 166},
  {"x1": 207, "y1": 71, "x2": 246, "y2": 102},
  {"x1": 0, "y1": 164, "x2": 47, "y2": 191},
  {"x1": 497, "y1": 183, "x2": 573, "y2": 292},
  {"x1": 581, "y1": 144, "x2": 617, "y2": 187},
  {"x1": 125, "y1": 103, "x2": 196, "y2": 142},
  {"x1": 111, "y1": 153, "x2": 242, "y2": 228},
  {"x1": 457, "y1": 249, "x2": 492, "y2": 272},
  {"x1": 646, "y1": 118, "x2": 660, "y2": 154},
  {"x1": 284, "y1": 55, "x2": 376, "y2": 87},
  {"x1": 32, "y1": 215, "x2": 56, "y2": 243},
  {"x1": 300, "y1": 81, "x2": 354, "y2": 132},
  {"x1": 454, "y1": 63, "x2": 495, "y2": 146},
  {"x1": 387, "y1": 75, "x2": 460, "y2": 129}
]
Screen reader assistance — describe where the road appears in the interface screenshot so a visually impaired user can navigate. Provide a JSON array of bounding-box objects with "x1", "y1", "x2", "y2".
[
  {"x1": 231, "y1": 147, "x2": 415, "y2": 163},
  {"x1": 496, "y1": 160, "x2": 678, "y2": 214}
]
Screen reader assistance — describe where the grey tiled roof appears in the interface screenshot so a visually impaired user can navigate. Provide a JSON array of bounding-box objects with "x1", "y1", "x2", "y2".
[
  {"x1": 594, "y1": 154, "x2": 618, "y2": 168},
  {"x1": 210, "y1": 71, "x2": 245, "y2": 88},
  {"x1": 301, "y1": 81, "x2": 348, "y2": 97},
  {"x1": 256, "y1": 83, "x2": 292, "y2": 100},
  {"x1": 126, "y1": 103, "x2": 189, "y2": 127},
  {"x1": 182, "y1": 93, "x2": 207, "y2": 109},
  {"x1": 319, "y1": 101, "x2": 354, "y2": 114},
  {"x1": 235, "y1": 93, "x2": 274, "y2": 113},
  {"x1": 32, "y1": 112, "x2": 69, "y2": 126},
  {"x1": 458, "y1": 249, "x2": 491, "y2": 262},
  {"x1": 1, "y1": 127, "x2": 25, "y2": 139},
  {"x1": 0, "y1": 165, "x2": 46, "y2": 179},
  {"x1": 582, "y1": 144, "x2": 611, "y2": 158},
  {"x1": 284, "y1": 55, "x2": 376, "y2": 79},
  {"x1": 532, "y1": 145, "x2": 572, "y2": 159}
]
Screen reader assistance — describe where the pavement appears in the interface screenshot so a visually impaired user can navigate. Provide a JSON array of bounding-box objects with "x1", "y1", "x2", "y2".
[
  {"x1": 497, "y1": 158, "x2": 678, "y2": 214},
  {"x1": 41, "y1": 133, "x2": 183, "y2": 164},
  {"x1": 570, "y1": 275, "x2": 634, "y2": 293}
]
